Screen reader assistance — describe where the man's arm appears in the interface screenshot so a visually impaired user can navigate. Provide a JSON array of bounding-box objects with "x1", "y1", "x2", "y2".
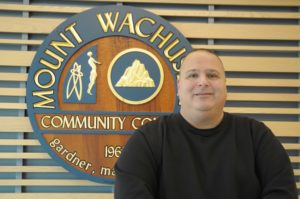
[
  {"x1": 254, "y1": 125, "x2": 297, "y2": 199},
  {"x1": 114, "y1": 130, "x2": 159, "y2": 199}
]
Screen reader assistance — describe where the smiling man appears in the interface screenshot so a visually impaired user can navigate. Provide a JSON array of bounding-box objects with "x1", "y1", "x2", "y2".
[
  {"x1": 178, "y1": 50, "x2": 227, "y2": 129},
  {"x1": 114, "y1": 49, "x2": 297, "y2": 199}
]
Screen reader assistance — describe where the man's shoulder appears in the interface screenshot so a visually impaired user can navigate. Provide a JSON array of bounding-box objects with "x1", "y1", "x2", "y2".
[
  {"x1": 139, "y1": 113, "x2": 180, "y2": 132},
  {"x1": 226, "y1": 112, "x2": 266, "y2": 128},
  {"x1": 226, "y1": 112, "x2": 272, "y2": 139}
]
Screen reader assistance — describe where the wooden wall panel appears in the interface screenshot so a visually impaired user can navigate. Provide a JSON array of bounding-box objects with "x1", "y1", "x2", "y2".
[{"x1": 0, "y1": 0, "x2": 299, "y2": 198}]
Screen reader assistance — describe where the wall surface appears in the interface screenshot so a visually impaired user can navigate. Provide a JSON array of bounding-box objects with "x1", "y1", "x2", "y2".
[{"x1": 0, "y1": 0, "x2": 299, "y2": 198}]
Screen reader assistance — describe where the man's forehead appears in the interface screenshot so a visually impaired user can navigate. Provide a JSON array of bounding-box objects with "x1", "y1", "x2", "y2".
[
  {"x1": 180, "y1": 50, "x2": 224, "y2": 72},
  {"x1": 183, "y1": 50, "x2": 220, "y2": 64},
  {"x1": 184, "y1": 68, "x2": 220, "y2": 73}
]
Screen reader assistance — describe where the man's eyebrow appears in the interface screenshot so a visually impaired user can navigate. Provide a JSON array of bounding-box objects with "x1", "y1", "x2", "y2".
[
  {"x1": 184, "y1": 68, "x2": 220, "y2": 73},
  {"x1": 204, "y1": 68, "x2": 220, "y2": 73},
  {"x1": 184, "y1": 68, "x2": 198, "y2": 73}
]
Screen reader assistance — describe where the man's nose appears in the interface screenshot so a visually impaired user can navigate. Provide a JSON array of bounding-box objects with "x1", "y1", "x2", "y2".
[{"x1": 197, "y1": 75, "x2": 209, "y2": 86}]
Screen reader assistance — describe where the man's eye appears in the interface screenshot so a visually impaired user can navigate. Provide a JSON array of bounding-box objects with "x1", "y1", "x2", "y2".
[
  {"x1": 207, "y1": 73, "x2": 218, "y2": 78},
  {"x1": 187, "y1": 73, "x2": 198, "y2": 78}
]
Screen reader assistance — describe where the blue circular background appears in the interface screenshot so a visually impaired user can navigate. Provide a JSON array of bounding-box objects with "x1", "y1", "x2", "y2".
[{"x1": 111, "y1": 51, "x2": 161, "y2": 102}]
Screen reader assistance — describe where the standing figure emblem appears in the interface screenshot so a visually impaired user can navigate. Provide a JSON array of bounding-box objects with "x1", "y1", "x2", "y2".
[{"x1": 87, "y1": 51, "x2": 101, "y2": 95}]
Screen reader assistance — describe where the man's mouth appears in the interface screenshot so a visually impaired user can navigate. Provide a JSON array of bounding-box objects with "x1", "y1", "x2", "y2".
[{"x1": 194, "y1": 93, "x2": 212, "y2": 96}]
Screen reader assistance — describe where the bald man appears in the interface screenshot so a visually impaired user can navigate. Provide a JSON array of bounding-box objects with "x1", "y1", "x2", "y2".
[{"x1": 114, "y1": 49, "x2": 296, "y2": 199}]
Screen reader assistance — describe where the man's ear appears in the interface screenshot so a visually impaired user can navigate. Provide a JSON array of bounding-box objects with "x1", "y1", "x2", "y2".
[{"x1": 177, "y1": 78, "x2": 180, "y2": 96}]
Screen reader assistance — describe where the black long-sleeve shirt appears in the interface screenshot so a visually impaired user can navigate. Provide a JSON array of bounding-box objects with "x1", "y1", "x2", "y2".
[{"x1": 115, "y1": 112, "x2": 297, "y2": 199}]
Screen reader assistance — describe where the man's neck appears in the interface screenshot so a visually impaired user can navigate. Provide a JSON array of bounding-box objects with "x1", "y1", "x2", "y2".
[{"x1": 180, "y1": 109, "x2": 224, "y2": 129}]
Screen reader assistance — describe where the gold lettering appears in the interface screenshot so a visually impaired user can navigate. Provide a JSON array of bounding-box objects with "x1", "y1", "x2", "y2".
[
  {"x1": 110, "y1": 117, "x2": 117, "y2": 130},
  {"x1": 41, "y1": 115, "x2": 50, "y2": 128},
  {"x1": 97, "y1": 12, "x2": 120, "y2": 32},
  {"x1": 87, "y1": 116, "x2": 97, "y2": 129},
  {"x1": 51, "y1": 115, "x2": 63, "y2": 128},
  {"x1": 150, "y1": 25, "x2": 173, "y2": 49},
  {"x1": 135, "y1": 17, "x2": 155, "y2": 38},
  {"x1": 63, "y1": 116, "x2": 75, "y2": 128},
  {"x1": 118, "y1": 117, "x2": 126, "y2": 130},
  {"x1": 49, "y1": 138, "x2": 60, "y2": 148},
  {"x1": 164, "y1": 39, "x2": 186, "y2": 62},
  {"x1": 39, "y1": 49, "x2": 64, "y2": 70},
  {"x1": 97, "y1": 116, "x2": 107, "y2": 129},
  {"x1": 76, "y1": 116, "x2": 87, "y2": 129},
  {"x1": 100, "y1": 166, "x2": 111, "y2": 176},
  {"x1": 65, "y1": 22, "x2": 82, "y2": 44},
  {"x1": 131, "y1": 117, "x2": 141, "y2": 130},
  {"x1": 34, "y1": 69, "x2": 55, "y2": 89},
  {"x1": 118, "y1": 13, "x2": 135, "y2": 34},
  {"x1": 32, "y1": 90, "x2": 55, "y2": 109},
  {"x1": 173, "y1": 58, "x2": 184, "y2": 78},
  {"x1": 50, "y1": 33, "x2": 75, "y2": 56}
]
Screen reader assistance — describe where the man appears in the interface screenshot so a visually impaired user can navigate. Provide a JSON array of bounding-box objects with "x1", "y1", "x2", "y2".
[{"x1": 114, "y1": 49, "x2": 297, "y2": 199}]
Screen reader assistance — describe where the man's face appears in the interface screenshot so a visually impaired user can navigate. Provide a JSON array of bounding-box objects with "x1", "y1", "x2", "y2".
[{"x1": 177, "y1": 51, "x2": 227, "y2": 114}]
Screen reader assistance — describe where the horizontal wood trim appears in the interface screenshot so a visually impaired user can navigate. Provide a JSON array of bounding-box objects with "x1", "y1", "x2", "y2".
[
  {"x1": 0, "y1": 152, "x2": 50, "y2": 159},
  {"x1": 0, "y1": 88, "x2": 26, "y2": 96},
  {"x1": 1, "y1": 39, "x2": 300, "y2": 53},
  {"x1": 0, "y1": 193, "x2": 113, "y2": 199},
  {"x1": 173, "y1": 23, "x2": 300, "y2": 40},
  {"x1": 0, "y1": 17, "x2": 62, "y2": 34},
  {"x1": 1, "y1": 139, "x2": 299, "y2": 148},
  {"x1": 0, "y1": 139, "x2": 39, "y2": 146},
  {"x1": 0, "y1": 39, "x2": 42, "y2": 45},
  {"x1": 193, "y1": 44, "x2": 300, "y2": 52},
  {"x1": 289, "y1": 156, "x2": 300, "y2": 163},
  {"x1": 3, "y1": 75, "x2": 300, "y2": 88},
  {"x1": 0, "y1": 3, "x2": 89, "y2": 14},
  {"x1": 2, "y1": 165, "x2": 299, "y2": 177},
  {"x1": 1, "y1": 4, "x2": 300, "y2": 19},
  {"x1": 3, "y1": 193, "x2": 298, "y2": 199},
  {"x1": 226, "y1": 78, "x2": 300, "y2": 87},
  {"x1": 1, "y1": 138, "x2": 297, "y2": 148},
  {"x1": 0, "y1": 117, "x2": 33, "y2": 132},
  {"x1": 6, "y1": 103, "x2": 300, "y2": 114},
  {"x1": 224, "y1": 107, "x2": 300, "y2": 115},
  {"x1": 2, "y1": 87, "x2": 299, "y2": 101},
  {"x1": 0, "y1": 179, "x2": 107, "y2": 186},
  {"x1": 1, "y1": 17, "x2": 300, "y2": 40},
  {"x1": 0, "y1": 166, "x2": 66, "y2": 172},
  {"x1": 282, "y1": 144, "x2": 300, "y2": 150},
  {"x1": 150, "y1": 9, "x2": 300, "y2": 19},
  {"x1": 2, "y1": 50, "x2": 300, "y2": 73},
  {"x1": 221, "y1": 56, "x2": 300, "y2": 73},
  {"x1": 0, "y1": 152, "x2": 299, "y2": 163},
  {"x1": 294, "y1": 169, "x2": 300, "y2": 176},
  {"x1": 227, "y1": 93, "x2": 300, "y2": 102},
  {"x1": 2, "y1": 104, "x2": 300, "y2": 114},
  {"x1": 2, "y1": 74, "x2": 300, "y2": 87},
  {"x1": 0, "y1": 117, "x2": 299, "y2": 137},
  {"x1": 2, "y1": 137, "x2": 299, "y2": 148},
  {"x1": 0, "y1": 73, "x2": 28, "y2": 81},
  {"x1": 0, "y1": 103, "x2": 27, "y2": 110},
  {"x1": 59, "y1": 0, "x2": 300, "y2": 6},
  {"x1": 0, "y1": 50, "x2": 35, "y2": 67},
  {"x1": 264, "y1": 122, "x2": 300, "y2": 137},
  {"x1": 225, "y1": 65, "x2": 300, "y2": 73}
]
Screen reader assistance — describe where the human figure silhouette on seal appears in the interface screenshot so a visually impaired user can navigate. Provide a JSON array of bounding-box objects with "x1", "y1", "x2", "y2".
[{"x1": 87, "y1": 51, "x2": 101, "y2": 95}]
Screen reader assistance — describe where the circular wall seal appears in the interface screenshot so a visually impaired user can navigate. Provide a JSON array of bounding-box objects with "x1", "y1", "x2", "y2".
[{"x1": 26, "y1": 5, "x2": 192, "y2": 183}]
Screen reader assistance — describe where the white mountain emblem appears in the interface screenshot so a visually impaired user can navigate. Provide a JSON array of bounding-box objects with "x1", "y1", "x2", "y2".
[{"x1": 115, "y1": 59, "x2": 155, "y2": 87}]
